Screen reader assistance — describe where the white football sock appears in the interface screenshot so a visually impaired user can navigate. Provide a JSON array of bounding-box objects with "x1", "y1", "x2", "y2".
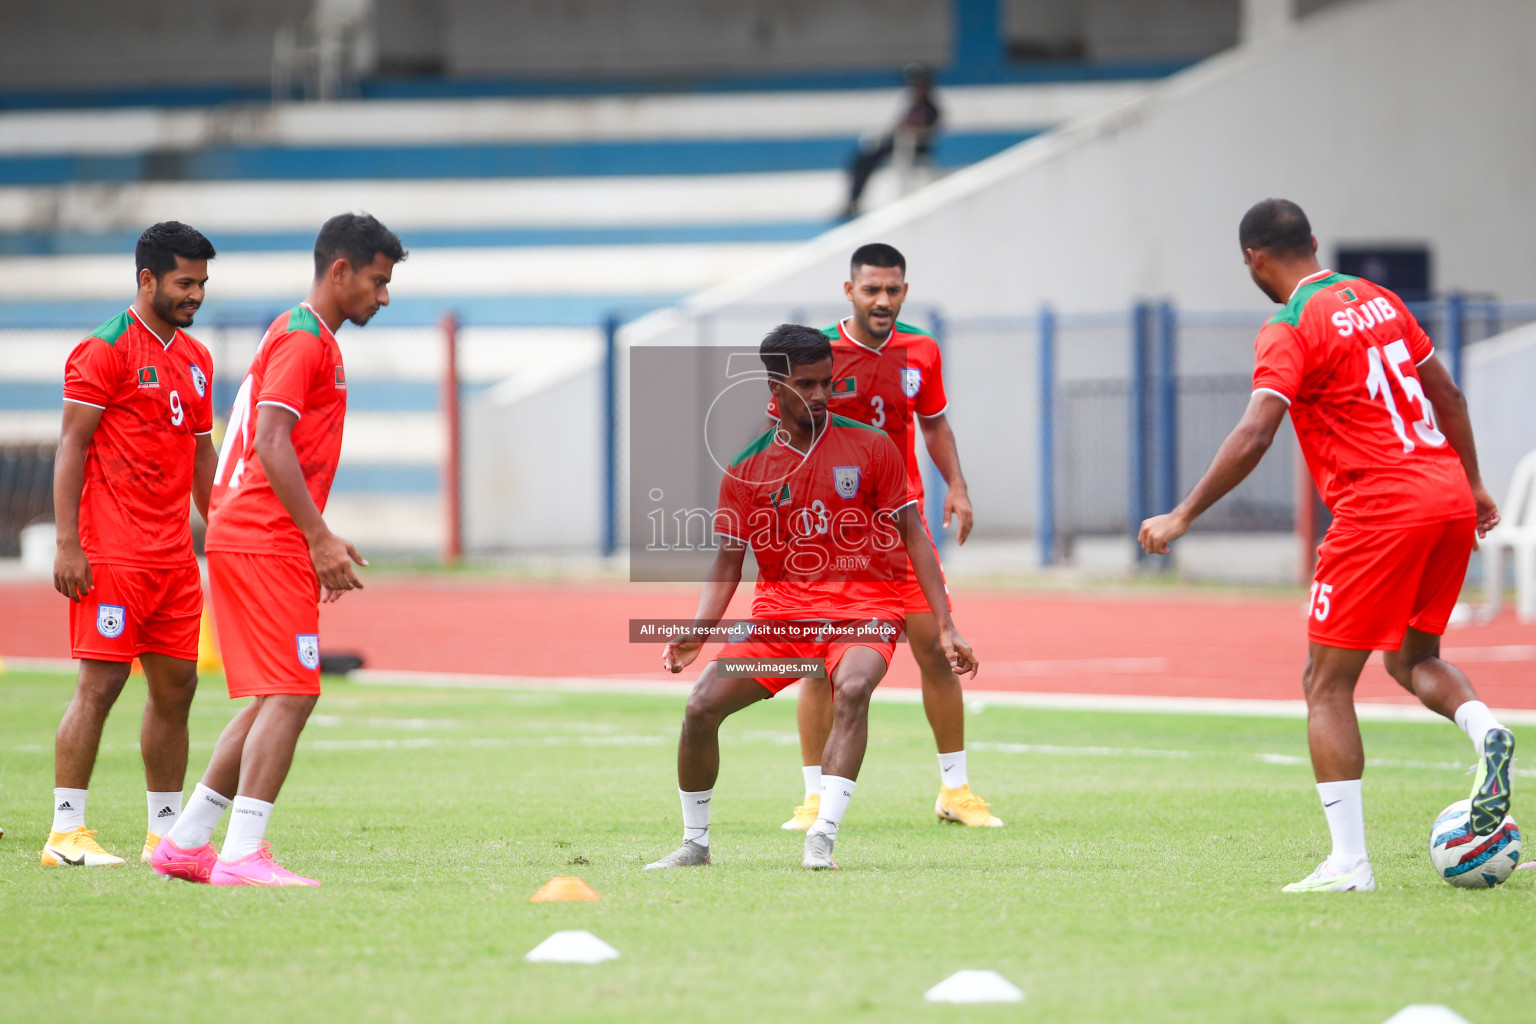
[
  {"x1": 167, "y1": 784, "x2": 230, "y2": 848},
  {"x1": 801, "y1": 765, "x2": 822, "y2": 800},
  {"x1": 1453, "y1": 701, "x2": 1504, "y2": 753},
  {"x1": 811, "y1": 776, "x2": 857, "y2": 838},
  {"x1": 52, "y1": 788, "x2": 88, "y2": 832},
  {"x1": 938, "y1": 750, "x2": 968, "y2": 788},
  {"x1": 220, "y1": 796, "x2": 273, "y2": 862},
  {"x1": 147, "y1": 791, "x2": 183, "y2": 838},
  {"x1": 1317, "y1": 779, "x2": 1368, "y2": 870},
  {"x1": 681, "y1": 788, "x2": 712, "y2": 847}
]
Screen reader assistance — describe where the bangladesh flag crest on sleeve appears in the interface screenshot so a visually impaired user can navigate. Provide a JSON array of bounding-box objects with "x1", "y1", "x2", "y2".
[
  {"x1": 1337, "y1": 287, "x2": 1358, "y2": 303},
  {"x1": 832, "y1": 376, "x2": 856, "y2": 396}
]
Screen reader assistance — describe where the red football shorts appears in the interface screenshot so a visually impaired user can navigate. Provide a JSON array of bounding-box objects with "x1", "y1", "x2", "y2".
[
  {"x1": 208, "y1": 551, "x2": 322, "y2": 698},
  {"x1": 1307, "y1": 516, "x2": 1476, "y2": 651},
  {"x1": 713, "y1": 632, "x2": 898, "y2": 696},
  {"x1": 68, "y1": 560, "x2": 202, "y2": 662}
]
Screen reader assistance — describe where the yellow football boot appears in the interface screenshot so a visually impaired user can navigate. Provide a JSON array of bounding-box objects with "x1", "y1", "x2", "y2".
[
  {"x1": 935, "y1": 784, "x2": 1004, "y2": 827},
  {"x1": 142, "y1": 832, "x2": 162, "y2": 863},
  {"x1": 41, "y1": 827, "x2": 126, "y2": 867},
  {"x1": 781, "y1": 792, "x2": 820, "y2": 831}
]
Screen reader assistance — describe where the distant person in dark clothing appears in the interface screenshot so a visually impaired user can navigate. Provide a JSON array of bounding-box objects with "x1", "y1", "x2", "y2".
[{"x1": 843, "y1": 65, "x2": 942, "y2": 219}]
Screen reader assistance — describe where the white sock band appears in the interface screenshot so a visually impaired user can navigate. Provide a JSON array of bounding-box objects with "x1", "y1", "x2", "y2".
[
  {"x1": 221, "y1": 796, "x2": 273, "y2": 862},
  {"x1": 1317, "y1": 779, "x2": 1368, "y2": 870},
  {"x1": 52, "y1": 788, "x2": 88, "y2": 833},
  {"x1": 801, "y1": 765, "x2": 822, "y2": 800},
  {"x1": 812, "y1": 776, "x2": 857, "y2": 838},
  {"x1": 1453, "y1": 701, "x2": 1504, "y2": 753},
  {"x1": 938, "y1": 750, "x2": 968, "y2": 788},
  {"x1": 681, "y1": 788, "x2": 712, "y2": 847},
  {"x1": 148, "y1": 791, "x2": 183, "y2": 838},
  {"x1": 168, "y1": 784, "x2": 231, "y2": 848}
]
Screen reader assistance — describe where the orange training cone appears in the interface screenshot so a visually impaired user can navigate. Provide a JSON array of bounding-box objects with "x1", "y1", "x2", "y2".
[
  {"x1": 530, "y1": 876, "x2": 601, "y2": 902},
  {"x1": 197, "y1": 604, "x2": 221, "y2": 672}
]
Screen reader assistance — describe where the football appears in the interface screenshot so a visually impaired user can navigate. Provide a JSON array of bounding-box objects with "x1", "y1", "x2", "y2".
[{"x1": 1428, "y1": 799, "x2": 1522, "y2": 888}]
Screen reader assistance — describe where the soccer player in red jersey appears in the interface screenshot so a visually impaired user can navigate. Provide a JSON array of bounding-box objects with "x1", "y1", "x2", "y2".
[
  {"x1": 646, "y1": 324, "x2": 978, "y2": 871},
  {"x1": 44, "y1": 222, "x2": 218, "y2": 869},
  {"x1": 151, "y1": 213, "x2": 405, "y2": 887},
  {"x1": 1140, "y1": 199, "x2": 1514, "y2": 892},
  {"x1": 768, "y1": 243, "x2": 998, "y2": 830}
]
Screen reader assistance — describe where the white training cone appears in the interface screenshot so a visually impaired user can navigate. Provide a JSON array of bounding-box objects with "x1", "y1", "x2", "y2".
[
  {"x1": 924, "y1": 970, "x2": 1024, "y2": 1004},
  {"x1": 524, "y1": 930, "x2": 620, "y2": 964},
  {"x1": 1382, "y1": 1007, "x2": 1473, "y2": 1024}
]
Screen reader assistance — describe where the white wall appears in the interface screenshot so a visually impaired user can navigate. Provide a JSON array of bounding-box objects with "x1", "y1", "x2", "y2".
[
  {"x1": 463, "y1": 350, "x2": 603, "y2": 552},
  {"x1": 630, "y1": 0, "x2": 1536, "y2": 326},
  {"x1": 1467, "y1": 321, "x2": 1536, "y2": 506}
]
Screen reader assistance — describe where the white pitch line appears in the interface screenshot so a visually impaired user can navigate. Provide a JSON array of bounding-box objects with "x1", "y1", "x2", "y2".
[
  {"x1": 9, "y1": 658, "x2": 1536, "y2": 726},
  {"x1": 354, "y1": 668, "x2": 1536, "y2": 725}
]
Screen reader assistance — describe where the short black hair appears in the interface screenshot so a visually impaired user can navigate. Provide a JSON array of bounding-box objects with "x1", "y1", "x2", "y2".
[
  {"x1": 1239, "y1": 199, "x2": 1313, "y2": 260},
  {"x1": 135, "y1": 221, "x2": 216, "y2": 282},
  {"x1": 850, "y1": 242, "x2": 906, "y2": 275},
  {"x1": 760, "y1": 323, "x2": 832, "y2": 377},
  {"x1": 313, "y1": 212, "x2": 407, "y2": 278}
]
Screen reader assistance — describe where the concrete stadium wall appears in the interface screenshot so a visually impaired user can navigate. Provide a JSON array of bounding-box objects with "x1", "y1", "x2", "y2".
[
  {"x1": 1467, "y1": 322, "x2": 1536, "y2": 508},
  {"x1": 0, "y1": 2, "x2": 310, "y2": 90},
  {"x1": 632, "y1": 0, "x2": 1536, "y2": 322},
  {"x1": 2, "y1": 0, "x2": 1248, "y2": 93}
]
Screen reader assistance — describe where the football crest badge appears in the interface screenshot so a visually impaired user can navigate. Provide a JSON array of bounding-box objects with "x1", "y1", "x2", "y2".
[
  {"x1": 188, "y1": 364, "x2": 207, "y2": 397},
  {"x1": 96, "y1": 604, "x2": 126, "y2": 639},
  {"x1": 296, "y1": 634, "x2": 321, "y2": 670},
  {"x1": 833, "y1": 466, "x2": 860, "y2": 499},
  {"x1": 901, "y1": 367, "x2": 922, "y2": 398}
]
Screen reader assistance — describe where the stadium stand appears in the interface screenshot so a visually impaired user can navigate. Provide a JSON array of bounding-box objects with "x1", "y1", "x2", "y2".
[{"x1": 0, "y1": 77, "x2": 1158, "y2": 556}]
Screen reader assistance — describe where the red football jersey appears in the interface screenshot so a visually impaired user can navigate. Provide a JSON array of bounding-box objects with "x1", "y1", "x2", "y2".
[
  {"x1": 1252, "y1": 270, "x2": 1473, "y2": 527},
  {"x1": 62, "y1": 308, "x2": 214, "y2": 567},
  {"x1": 714, "y1": 413, "x2": 918, "y2": 621},
  {"x1": 207, "y1": 304, "x2": 347, "y2": 558},
  {"x1": 766, "y1": 318, "x2": 949, "y2": 499}
]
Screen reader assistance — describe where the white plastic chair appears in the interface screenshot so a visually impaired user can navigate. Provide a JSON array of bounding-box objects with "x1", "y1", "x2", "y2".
[{"x1": 1482, "y1": 448, "x2": 1536, "y2": 621}]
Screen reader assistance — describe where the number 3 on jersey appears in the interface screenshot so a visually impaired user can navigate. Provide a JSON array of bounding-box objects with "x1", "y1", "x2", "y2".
[{"x1": 1364, "y1": 340, "x2": 1446, "y2": 453}]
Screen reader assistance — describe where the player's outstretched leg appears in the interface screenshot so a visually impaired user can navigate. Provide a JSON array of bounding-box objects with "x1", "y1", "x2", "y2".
[
  {"x1": 647, "y1": 664, "x2": 768, "y2": 870},
  {"x1": 138, "y1": 652, "x2": 198, "y2": 862},
  {"x1": 784, "y1": 680, "x2": 832, "y2": 830},
  {"x1": 803, "y1": 648, "x2": 888, "y2": 870},
  {"x1": 907, "y1": 612, "x2": 1001, "y2": 828},
  {"x1": 1284, "y1": 644, "x2": 1376, "y2": 893},
  {"x1": 153, "y1": 699, "x2": 258, "y2": 883},
  {"x1": 43, "y1": 659, "x2": 131, "y2": 867},
  {"x1": 1383, "y1": 627, "x2": 1515, "y2": 836}
]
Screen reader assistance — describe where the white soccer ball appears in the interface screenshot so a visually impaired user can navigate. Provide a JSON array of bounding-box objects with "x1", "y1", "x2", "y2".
[{"x1": 1428, "y1": 798, "x2": 1521, "y2": 888}]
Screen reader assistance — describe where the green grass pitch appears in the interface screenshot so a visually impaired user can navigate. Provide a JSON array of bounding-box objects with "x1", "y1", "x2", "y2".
[{"x1": 1, "y1": 669, "x2": 1530, "y2": 1022}]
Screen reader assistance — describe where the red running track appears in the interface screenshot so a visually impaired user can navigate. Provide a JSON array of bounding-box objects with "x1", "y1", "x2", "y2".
[{"x1": 4, "y1": 577, "x2": 1534, "y2": 708}]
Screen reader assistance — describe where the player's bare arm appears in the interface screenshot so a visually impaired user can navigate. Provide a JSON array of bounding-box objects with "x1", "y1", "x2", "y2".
[
  {"x1": 192, "y1": 433, "x2": 217, "y2": 522},
  {"x1": 252, "y1": 403, "x2": 367, "y2": 600},
  {"x1": 896, "y1": 503, "x2": 977, "y2": 676},
  {"x1": 1139, "y1": 391, "x2": 1289, "y2": 555},
  {"x1": 663, "y1": 541, "x2": 745, "y2": 673},
  {"x1": 52, "y1": 400, "x2": 106, "y2": 601},
  {"x1": 917, "y1": 412, "x2": 973, "y2": 544},
  {"x1": 1417, "y1": 355, "x2": 1500, "y2": 536}
]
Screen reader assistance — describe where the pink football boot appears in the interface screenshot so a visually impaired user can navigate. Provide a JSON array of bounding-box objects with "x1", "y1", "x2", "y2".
[
  {"x1": 150, "y1": 835, "x2": 219, "y2": 883},
  {"x1": 209, "y1": 842, "x2": 320, "y2": 887}
]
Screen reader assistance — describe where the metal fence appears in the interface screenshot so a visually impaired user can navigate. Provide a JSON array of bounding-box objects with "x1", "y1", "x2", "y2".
[{"x1": 2, "y1": 296, "x2": 1534, "y2": 560}]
